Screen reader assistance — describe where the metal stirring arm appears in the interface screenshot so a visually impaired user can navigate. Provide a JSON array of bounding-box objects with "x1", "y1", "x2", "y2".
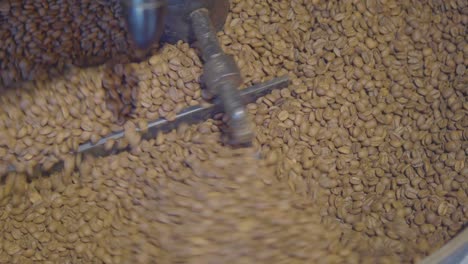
[
  {"x1": 79, "y1": 75, "x2": 289, "y2": 157},
  {"x1": 121, "y1": 0, "x2": 253, "y2": 145},
  {"x1": 190, "y1": 9, "x2": 253, "y2": 145},
  {"x1": 5, "y1": 76, "x2": 289, "y2": 174}
]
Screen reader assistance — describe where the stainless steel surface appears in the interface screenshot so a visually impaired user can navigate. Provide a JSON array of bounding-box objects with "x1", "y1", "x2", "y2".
[
  {"x1": 420, "y1": 227, "x2": 468, "y2": 264},
  {"x1": 121, "y1": 0, "x2": 167, "y2": 50},
  {"x1": 6, "y1": 76, "x2": 289, "y2": 174},
  {"x1": 191, "y1": 8, "x2": 253, "y2": 145}
]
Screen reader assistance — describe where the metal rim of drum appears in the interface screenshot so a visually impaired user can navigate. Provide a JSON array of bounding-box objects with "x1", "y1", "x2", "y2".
[{"x1": 161, "y1": 0, "x2": 230, "y2": 44}]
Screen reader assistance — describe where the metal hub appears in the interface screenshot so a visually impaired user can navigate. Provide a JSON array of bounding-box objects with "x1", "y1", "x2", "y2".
[
  {"x1": 162, "y1": 0, "x2": 229, "y2": 44},
  {"x1": 121, "y1": 0, "x2": 168, "y2": 50},
  {"x1": 121, "y1": 0, "x2": 229, "y2": 48}
]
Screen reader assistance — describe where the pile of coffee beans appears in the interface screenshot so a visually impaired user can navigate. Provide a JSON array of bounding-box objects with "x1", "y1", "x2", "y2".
[{"x1": 0, "y1": 0, "x2": 466, "y2": 263}]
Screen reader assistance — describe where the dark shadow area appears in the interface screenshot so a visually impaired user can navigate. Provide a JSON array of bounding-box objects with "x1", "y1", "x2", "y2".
[
  {"x1": 0, "y1": 0, "x2": 168, "y2": 128},
  {"x1": 0, "y1": 0, "x2": 158, "y2": 90}
]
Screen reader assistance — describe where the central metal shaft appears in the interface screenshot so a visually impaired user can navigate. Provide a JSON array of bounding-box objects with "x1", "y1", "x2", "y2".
[
  {"x1": 121, "y1": 0, "x2": 167, "y2": 50},
  {"x1": 190, "y1": 9, "x2": 254, "y2": 145}
]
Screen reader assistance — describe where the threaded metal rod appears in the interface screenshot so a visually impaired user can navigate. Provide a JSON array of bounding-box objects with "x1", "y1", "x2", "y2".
[
  {"x1": 189, "y1": 9, "x2": 223, "y2": 60},
  {"x1": 190, "y1": 8, "x2": 253, "y2": 145}
]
